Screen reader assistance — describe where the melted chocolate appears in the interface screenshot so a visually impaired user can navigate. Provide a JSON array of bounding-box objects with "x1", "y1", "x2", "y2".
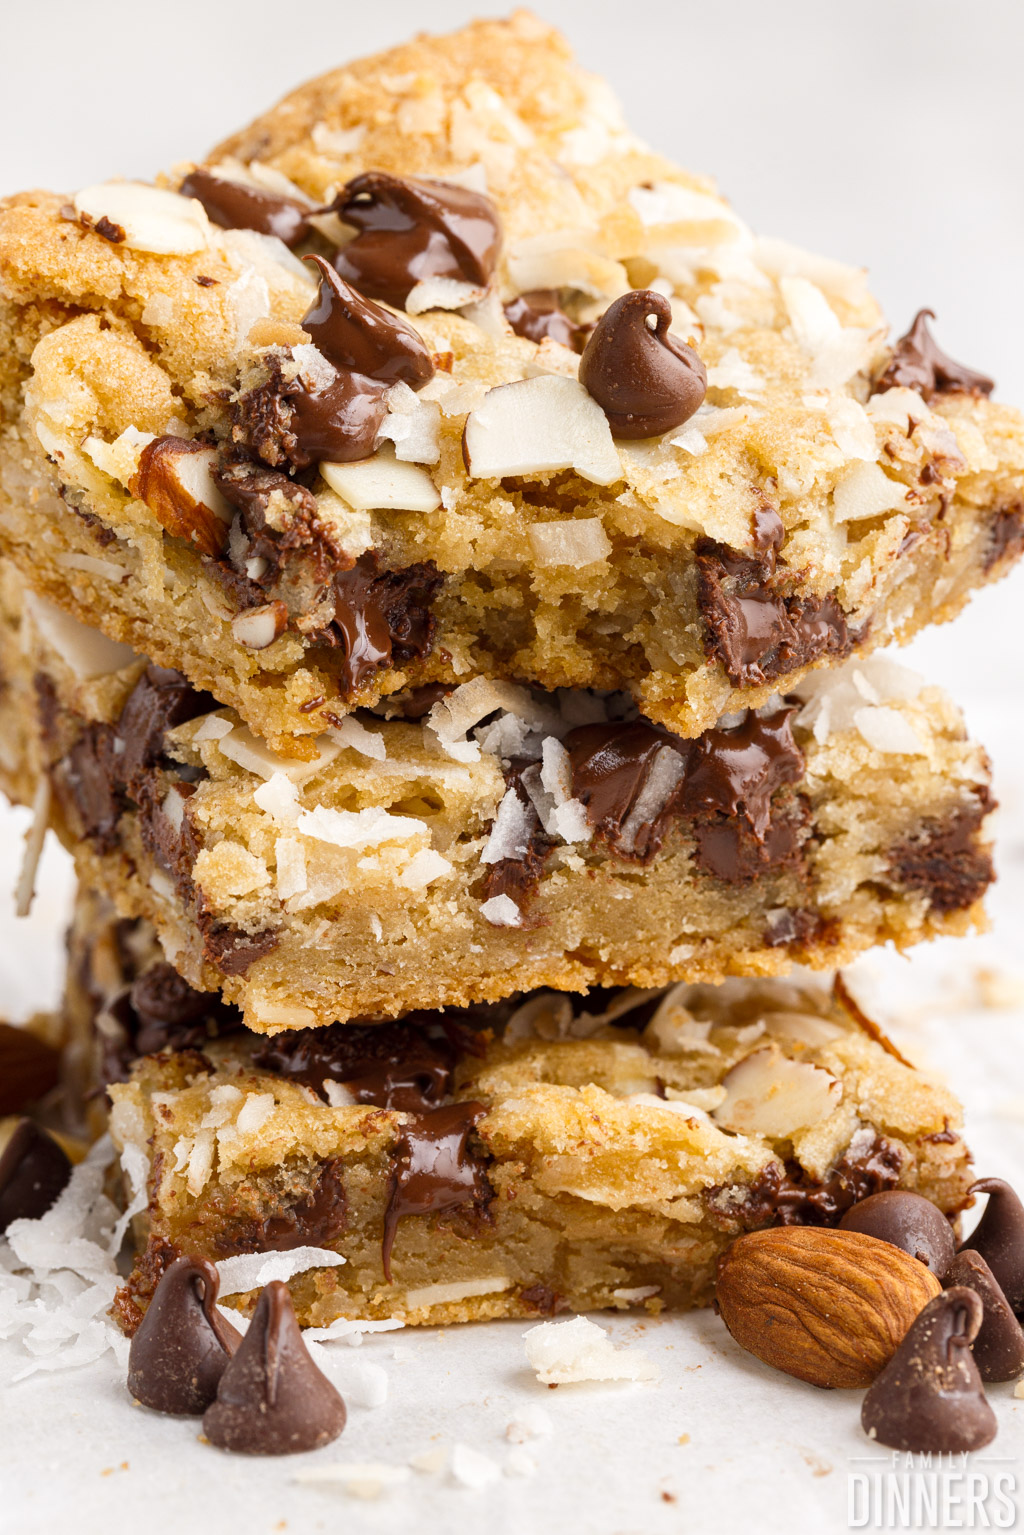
[
  {"x1": 127, "y1": 1254, "x2": 240, "y2": 1415},
  {"x1": 562, "y1": 706, "x2": 805, "y2": 876},
  {"x1": 232, "y1": 352, "x2": 388, "y2": 468},
  {"x1": 381, "y1": 1103, "x2": 492, "y2": 1281},
  {"x1": 117, "y1": 666, "x2": 215, "y2": 796},
  {"x1": 696, "y1": 534, "x2": 852, "y2": 688},
  {"x1": 961, "y1": 1177, "x2": 1024, "y2": 1313},
  {"x1": 0, "y1": 1120, "x2": 71, "y2": 1232},
  {"x1": 579, "y1": 290, "x2": 706, "y2": 437},
  {"x1": 944, "y1": 1250, "x2": 1024, "y2": 1382},
  {"x1": 874, "y1": 310, "x2": 994, "y2": 402},
  {"x1": 504, "y1": 291, "x2": 581, "y2": 351},
  {"x1": 888, "y1": 797, "x2": 993, "y2": 915},
  {"x1": 203, "y1": 1281, "x2": 347, "y2": 1455},
  {"x1": 255, "y1": 1020, "x2": 459, "y2": 1112},
  {"x1": 860, "y1": 1289, "x2": 996, "y2": 1452},
  {"x1": 212, "y1": 1160, "x2": 347, "y2": 1256},
  {"x1": 302, "y1": 256, "x2": 434, "y2": 386},
  {"x1": 331, "y1": 552, "x2": 442, "y2": 694},
  {"x1": 180, "y1": 169, "x2": 310, "y2": 247},
  {"x1": 0, "y1": 1024, "x2": 61, "y2": 1115},
  {"x1": 331, "y1": 172, "x2": 501, "y2": 309},
  {"x1": 985, "y1": 505, "x2": 1024, "y2": 572},
  {"x1": 717, "y1": 1135, "x2": 905, "y2": 1229},
  {"x1": 838, "y1": 1190, "x2": 955, "y2": 1277}
]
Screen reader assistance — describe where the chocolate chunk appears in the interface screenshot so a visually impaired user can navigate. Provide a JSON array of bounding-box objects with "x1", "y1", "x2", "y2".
[
  {"x1": 215, "y1": 1160, "x2": 347, "y2": 1255},
  {"x1": 681, "y1": 709, "x2": 804, "y2": 841},
  {"x1": 302, "y1": 256, "x2": 434, "y2": 387},
  {"x1": 62, "y1": 723, "x2": 123, "y2": 851},
  {"x1": 874, "y1": 310, "x2": 994, "y2": 402},
  {"x1": 719, "y1": 1135, "x2": 905, "y2": 1229},
  {"x1": 255, "y1": 1020, "x2": 456, "y2": 1112},
  {"x1": 504, "y1": 291, "x2": 581, "y2": 351},
  {"x1": 888, "y1": 799, "x2": 993, "y2": 915},
  {"x1": 839, "y1": 1191, "x2": 955, "y2": 1277},
  {"x1": 481, "y1": 757, "x2": 555, "y2": 906},
  {"x1": 127, "y1": 1255, "x2": 241, "y2": 1415},
  {"x1": 99, "y1": 965, "x2": 241, "y2": 1086},
  {"x1": 0, "y1": 1120, "x2": 71, "y2": 1232},
  {"x1": 696, "y1": 537, "x2": 852, "y2": 687},
  {"x1": 565, "y1": 719, "x2": 687, "y2": 862},
  {"x1": 232, "y1": 351, "x2": 389, "y2": 469},
  {"x1": 579, "y1": 290, "x2": 706, "y2": 437},
  {"x1": 0, "y1": 1023, "x2": 61, "y2": 1115},
  {"x1": 944, "y1": 1250, "x2": 1024, "y2": 1382},
  {"x1": 180, "y1": 169, "x2": 310, "y2": 248},
  {"x1": 203, "y1": 1281, "x2": 346, "y2": 1455},
  {"x1": 382, "y1": 682, "x2": 453, "y2": 720},
  {"x1": 985, "y1": 505, "x2": 1024, "y2": 573},
  {"x1": 331, "y1": 552, "x2": 442, "y2": 694},
  {"x1": 861, "y1": 1289, "x2": 996, "y2": 1452},
  {"x1": 212, "y1": 455, "x2": 338, "y2": 630},
  {"x1": 691, "y1": 800, "x2": 806, "y2": 884},
  {"x1": 961, "y1": 1177, "x2": 1024, "y2": 1313},
  {"x1": 198, "y1": 920, "x2": 279, "y2": 977},
  {"x1": 382, "y1": 1103, "x2": 491, "y2": 1281},
  {"x1": 331, "y1": 172, "x2": 501, "y2": 309},
  {"x1": 763, "y1": 907, "x2": 824, "y2": 949},
  {"x1": 117, "y1": 666, "x2": 215, "y2": 796}
]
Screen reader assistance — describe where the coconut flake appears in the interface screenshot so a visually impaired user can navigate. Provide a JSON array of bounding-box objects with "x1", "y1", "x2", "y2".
[
  {"x1": 14, "y1": 777, "x2": 50, "y2": 919},
  {"x1": 451, "y1": 1443, "x2": 501, "y2": 1490},
  {"x1": 506, "y1": 1405, "x2": 554, "y2": 1442},
  {"x1": 523, "y1": 1316, "x2": 659, "y2": 1385},
  {"x1": 297, "y1": 804, "x2": 426, "y2": 851},
  {"x1": 53, "y1": 551, "x2": 128, "y2": 582},
  {"x1": 398, "y1": 848, "x2": 452, "y2": 890},
  {"x1": 480, "y1": 894, "x2": 522, "y2": 928},
  {"x1": 616, "y1": 746, "x2": 687, "y2": 855},
  {"x1": 832, "y1": 460, "x2": 910, "y2": 522},
  {"x1": 218, "y1": 727, "x2": 340, "y2": 782},
  {"x1": 322, "y1": 1080, "x2": 357, "y2": 1108},
  {"x1": 293, "y1": 1462, "x2": 411, "y2": 1498},
  {"x1": 852, "y1": 705, "x2": 926, "y2": 756},
  {"x1": 216, "y1": 1246, "x2": 346, "y2": 1297},
  {"x1": 527, "y1": 518, "x2": 612, "y2": 568},
  {"x1": 253, "y1": 772, "x2": 302, "y2": 825},
  {"x1": 330, "y1": 716, "x2": 387, "y2": 761},
  {"x1": 275, "y1": 836, "x2": 308, "y2": 899},
  {"x1": 480, "y1": 788, "x2": 535, "y2": 865},
  {"x1": 406, "y1": 277, "x2": 484, "y2": 315}
]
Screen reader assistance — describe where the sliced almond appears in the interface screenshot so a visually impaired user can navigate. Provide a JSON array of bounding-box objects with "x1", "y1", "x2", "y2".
[
  {"x1": 463, "y1": 376, "x2": 621, "y2": 486},
  {"x1": 320, "y1": 449, "x2": 441, "y2": 513},
  {"x1": 712, "y1": 1044, "x2": 841, "y2": 1137},
  {"x1": 73, "y1": 182, "x2": 209, "y2": 255},
  {"x1": 130, "y1": 437, "x2": 233, "y2": 556},
  {"x1": 231, "y1": 602, "x2": 288, "y2": 650}
]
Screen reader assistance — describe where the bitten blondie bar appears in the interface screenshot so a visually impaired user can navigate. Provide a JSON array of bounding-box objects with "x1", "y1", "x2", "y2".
[
  {"x1": 1, "y1": 16, "x2": 1021, "y2": 753},
  {"x1": 2, "y1": 577, "x2": 994, "y2": 1030},
  {"x1": 94, "y1": 924, "x2": 972, "y2": 1329}
]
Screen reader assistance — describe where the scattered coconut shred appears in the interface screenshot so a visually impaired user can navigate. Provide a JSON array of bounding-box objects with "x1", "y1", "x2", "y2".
[
  {"x1": 0, "y1": 1143, "x2": 401, "y2": 1386},
  {"x1": 524, "y1": 1316, "x2": 659, "y2": 1385}
]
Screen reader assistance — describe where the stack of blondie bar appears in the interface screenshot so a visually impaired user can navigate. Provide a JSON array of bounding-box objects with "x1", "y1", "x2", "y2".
[{"x1": 1, "y1": 14, "x2": 1021, "y2": 1335}]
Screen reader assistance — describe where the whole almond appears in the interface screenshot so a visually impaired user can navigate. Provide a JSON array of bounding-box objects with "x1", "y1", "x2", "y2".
[
  {"x1": 130, "y1": 436, "x2": 231, "y2": 557},
  {"x1": 715, "y1": 1226, "x2": 942, "y2": 1388},
  {"x1": 0, "y1": 1023, "x2": 60, "y2": 1115}
]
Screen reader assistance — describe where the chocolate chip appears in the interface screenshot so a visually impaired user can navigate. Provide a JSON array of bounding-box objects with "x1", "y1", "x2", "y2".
[
  {"x1": 579, "y1": 290, "x2": 706, "y2": 437},
  {"x1": 203, "y1": 1281, "x2": 346, "y2": 1454},
  {"x1": 198, "y1": 920, "x2": 279, "y2": 977},
  {"x1": 874, "y1": 310, "x2": 994, "y2": 402},
  {"x1": 0, "y1": 1023, "x2": 61, "y2": 1115},
  {"x1": 127, "y1": 1255, "x2": 241, "y2": 1415},
  {"x1": 232, "y1": 351, "x2": 388, "y2": 469},
  {"x1": 681, "y1": 708, "x2": 804, "y2": 842},
  {"x1": 944, "y1": 1250, "x2": 1024, "y2": 1382},
  {"x1": 565, "y1": 719, "x2": 687, "y2": 862},
  {"x1": 302, "y1": 256, "x2": 434, "y2": 386},
  {"x1": 330, "y1": 172, "x2": 501, "y2": 309},
  {"x1": 382, "y1": 1103, "x2": 492, "y2": 1282},
  {"x1": 985, "y1": 505, "x2": 1024, "y2": 573},
  {"x1": 117, "y1": 666, "x2": 215, "y2": 796},
  {"x1": 960, "y1": 1177, "x2": 1024, "y2": 1313},
  {"x1": 0, "y1": 1120, "x2": 71, "y2": 1232},
  {"x1": 839, "y1": 1191, "x2": 955, "y2": 1277},
  {"x1": 888, "y1": 799, "x2": 994, "y2": 915},
  {"x1": 180, "y1": 169, "x2": 310, "y2": 248},
  {"x1": 861, "y1": 1289, "x2": 996, "y2": 1452},
  {"x1": 504, "y1": 291, "x2": 582, "y2": 351}
]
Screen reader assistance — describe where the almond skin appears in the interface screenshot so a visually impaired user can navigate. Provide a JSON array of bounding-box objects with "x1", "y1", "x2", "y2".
[
  {"x1": 130, "y1": 437, "x2": 230, "y2": 557},
  {"x1": 715, "y1": 1226, "x2": 942, "y2": 1389}
]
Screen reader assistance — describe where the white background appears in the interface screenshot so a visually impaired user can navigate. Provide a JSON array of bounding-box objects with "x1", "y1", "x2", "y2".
[{"x1": 2, "y1": 4, "x2": 1024, "y2": 1530}]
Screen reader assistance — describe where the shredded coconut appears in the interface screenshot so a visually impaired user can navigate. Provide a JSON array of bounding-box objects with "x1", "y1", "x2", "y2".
[
  {"x1": 216, "y1": 1246, "x2": 346, "y2": 1296},
  {"x1": 523, "y1": 1316, "x2": 659, "y2": 1385},
  {"x1": 480, "y1": 893, "x2": 522, "y2": 927}
]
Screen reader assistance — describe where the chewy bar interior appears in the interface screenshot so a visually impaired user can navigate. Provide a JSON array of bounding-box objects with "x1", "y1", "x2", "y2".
[
  {"x1": 66, "y1": 892, "x2": 974, "y2": 1331},
  {"x1": 1, "y1": 17, "x2": 1023, "y2": 759},
  {"x1": 3, "y1": 577, "x2": 994, "y2": 1031}
]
